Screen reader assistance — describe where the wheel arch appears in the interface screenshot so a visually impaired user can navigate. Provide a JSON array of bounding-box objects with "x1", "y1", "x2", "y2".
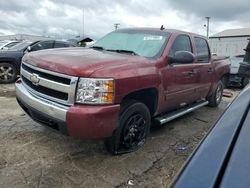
[
  {"x1": 221, "y1": 73, "x2": 230, "y2": 87},
  {"x1": 0, "y1": 58, "x2": 19, "y2": 72},
  {"x1": 121, "y1": 88, "x2": 158, "y2": 116}
]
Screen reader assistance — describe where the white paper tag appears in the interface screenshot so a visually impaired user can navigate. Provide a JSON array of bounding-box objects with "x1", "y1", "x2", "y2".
[{"x1": 143, "y1": 36, "x2": 163, "y2": 40}]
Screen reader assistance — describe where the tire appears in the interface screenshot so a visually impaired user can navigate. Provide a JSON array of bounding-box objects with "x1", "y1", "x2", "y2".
[
  {"x1": 0, "y1": 63, "x2": 17, "y2": 83},
  {"x1": 241, "y1": 77, "x2": 249, "y2": 88},
  {"x1": 207, "y1": 80, "x2": 224, "y2": 107},
  {"x1": 105, "y1": 100, "x2": 151, "y2": 155}
]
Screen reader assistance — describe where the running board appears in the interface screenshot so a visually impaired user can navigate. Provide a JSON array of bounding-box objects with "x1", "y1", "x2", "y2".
[{"x1": 155, "y1": 100, "x2": 209, "y2": 125}]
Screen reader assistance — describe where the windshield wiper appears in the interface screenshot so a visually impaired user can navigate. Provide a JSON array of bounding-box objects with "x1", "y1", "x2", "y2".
[
  {"x1": 91, "y1": 47, "x2": 139, "y2": 56},
  {"x1": 90, "y1": 46, "x2": 105, "y2": 50},
  {"x1": 107, "y1": 49, "x2": 139, "y2": 56}
]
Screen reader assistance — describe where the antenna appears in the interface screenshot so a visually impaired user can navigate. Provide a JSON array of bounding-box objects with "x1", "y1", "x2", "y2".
[
  {"x1": 114, "y1": 23, "x2": 120, "y2": 30},
  {"x1": 82, "y1": 8, "x2": 85, "y2": 38}
]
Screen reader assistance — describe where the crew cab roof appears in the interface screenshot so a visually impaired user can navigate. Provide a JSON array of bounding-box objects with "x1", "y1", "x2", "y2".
[{"x1": 117, "y1": 27, "x2": 206, "y2": 39}]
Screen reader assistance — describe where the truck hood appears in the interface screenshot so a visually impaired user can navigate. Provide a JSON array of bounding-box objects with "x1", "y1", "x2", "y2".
[{"x1": 23, "y1": 48, "x2": 149, "y2": 77}]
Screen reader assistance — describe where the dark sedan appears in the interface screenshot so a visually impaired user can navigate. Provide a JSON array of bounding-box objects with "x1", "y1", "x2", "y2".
[{"x1": 0, "y1": 40, "x2": 75, "y2": 83}]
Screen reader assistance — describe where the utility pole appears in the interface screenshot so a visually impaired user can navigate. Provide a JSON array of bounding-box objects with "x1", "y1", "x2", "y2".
[
  {"x1": 205, "y1": 17, "x2": 210, "y2": 40},
  {"x1": 82, "y1": 8, "x2": 85, "y2": 38},
  {"x1": 114, "y1": 23, "x2": 120, "y2": 30}
]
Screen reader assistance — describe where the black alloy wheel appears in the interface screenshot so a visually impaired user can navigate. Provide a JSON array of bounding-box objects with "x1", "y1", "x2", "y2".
[
  {"x1": 105, "y1": 100, "x2": 151, "y2": 155},
  {"x1": 121, "y1": 113, "x2": 147, "y2": 150}
]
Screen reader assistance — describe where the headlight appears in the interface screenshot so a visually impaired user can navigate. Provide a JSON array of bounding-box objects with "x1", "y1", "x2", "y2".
[{"x1": 76, "y1": 78, "x2": 114, "y2": 104}]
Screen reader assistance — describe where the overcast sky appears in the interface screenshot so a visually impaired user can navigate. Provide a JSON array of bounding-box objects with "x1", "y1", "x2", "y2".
[{"x1": 0, "y1": 0, "x2": 249, "y2": 39}]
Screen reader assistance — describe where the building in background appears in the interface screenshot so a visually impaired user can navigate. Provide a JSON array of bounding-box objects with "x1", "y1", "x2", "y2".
[
  {"x1": 0, "y1": 34, "x2": 52, "y2": 42},
  {"x1": 209, "y1": 28, "x2": 250, "y2": 57}
]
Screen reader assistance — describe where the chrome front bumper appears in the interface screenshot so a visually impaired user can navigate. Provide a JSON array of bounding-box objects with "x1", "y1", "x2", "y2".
[{"x1": 15, "y1": 81, "x2": 69, "y2": 121}]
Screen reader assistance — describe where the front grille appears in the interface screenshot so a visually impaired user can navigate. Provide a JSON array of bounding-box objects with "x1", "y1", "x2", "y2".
[
  {"x1": 22, "y1": 63, "x2": 71, "y2": 85},
  {"x1": 22, "y1": 76, "x2": 68, "y2": 100},
  {"x1": 21, "y1": 62, "x2": 78, "y2": 105}
]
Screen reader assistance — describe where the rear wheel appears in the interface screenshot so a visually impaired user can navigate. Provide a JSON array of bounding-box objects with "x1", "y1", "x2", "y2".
[
  {"x1": 207, "y1": 80, "x2": 224, "y2": 107},
  {"x1": 105, "y1": 100, "x2": 151, "y2": 155},
  {"x1": 241, "y1": 77, "x2": 249, "y2": 88},
  {"x1": 0, "y1": 63, "x2": 17, "y2": 83}
]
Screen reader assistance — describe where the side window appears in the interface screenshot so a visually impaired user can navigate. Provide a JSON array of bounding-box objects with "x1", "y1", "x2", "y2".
[
  {"x1": 54, "y1": 42, "x2": 67, "y2": 48},
  {"x1": 194, "y1": 37, "x2": 210, "y2": 63},
  {"x1": 169, "y1": 35, "x2": 192, "y2": 57},
  {"x1": 31, "y1": 41, "x2": 53, "y2": 51}
]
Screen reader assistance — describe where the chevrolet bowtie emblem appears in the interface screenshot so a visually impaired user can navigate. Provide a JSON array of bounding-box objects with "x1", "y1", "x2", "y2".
[{"x1": 30, "y1": 73, "x2": 40, "y2": 85}]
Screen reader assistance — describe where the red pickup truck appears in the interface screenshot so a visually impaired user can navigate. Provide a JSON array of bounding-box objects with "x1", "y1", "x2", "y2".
[{"x1": 15, "y1": 28, "x2": 230, "y2": 154}]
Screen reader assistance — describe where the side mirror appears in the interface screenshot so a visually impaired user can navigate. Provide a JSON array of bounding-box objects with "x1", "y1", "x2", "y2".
[
  {"x1": 171, "y1": 51, "x2": 195, "y2": 64},
  {"x1": 27, "y1": 46, "x2": 32, "y2": 52}
]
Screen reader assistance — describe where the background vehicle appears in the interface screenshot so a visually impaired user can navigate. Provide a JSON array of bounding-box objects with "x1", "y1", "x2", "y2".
[
  {"x1": 228, "y1": 54, "x2": 249, "y2": 87},
  {"x1": 15, "y1": 28, "x2": 230, "y2": 154},
  {"x1": 171, "y1": 84, "x2": 250, "y2": 188},
  {"x1": 0, "y1": 40, "x2": 20, "y2": 50},
  {"x1": 0, "y1": 40, "x2": 76, "y2": 83},
  {"x1": 171, "y1": 39, "x2": 250, "y2": 188}
]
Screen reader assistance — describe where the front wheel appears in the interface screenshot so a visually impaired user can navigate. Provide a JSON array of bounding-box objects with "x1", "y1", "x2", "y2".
[
  {"x1": 207, "y1": 80, "x2": 224, "y2": 107},
  {"x1": 105, "y1": 100, "x2": 151, "y2": 155}
]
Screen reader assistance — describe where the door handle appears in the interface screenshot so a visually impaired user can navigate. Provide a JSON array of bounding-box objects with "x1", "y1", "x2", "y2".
[
  {"x1": 208, "y1": 68, "x2": 213, "y2": 73},
  {"x1": 187, "y1": 70, "x2": 197, "y2": 76}
]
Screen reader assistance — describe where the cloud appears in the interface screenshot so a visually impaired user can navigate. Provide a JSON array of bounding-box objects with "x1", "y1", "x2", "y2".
[
  {"x1": 168, "y1": 0, "x2": 250, "y2": 21},
  {"x1": 167, "y1": 0, "x2": 250, "y2": 34},
  {"x1": 0, "y1": 0, "x2": 249, "y2": 39},
  {"x1": 0, "y1": 0, "x2": 38, "y2": 13}
]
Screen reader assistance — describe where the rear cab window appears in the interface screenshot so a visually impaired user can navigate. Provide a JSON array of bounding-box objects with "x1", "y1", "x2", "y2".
[{"x1": 194, "y1": 37, "x2": 210, "y2": 63}]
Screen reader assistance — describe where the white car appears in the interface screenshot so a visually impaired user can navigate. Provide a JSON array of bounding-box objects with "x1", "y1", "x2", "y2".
[{"x1": 0, "y1": 41, "x2": 20, "y2": 50}]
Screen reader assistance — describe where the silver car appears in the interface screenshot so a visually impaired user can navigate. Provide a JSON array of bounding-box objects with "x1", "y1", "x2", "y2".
[{"x1": 0, "y1": 41, "x2": 20, "y2": 50}]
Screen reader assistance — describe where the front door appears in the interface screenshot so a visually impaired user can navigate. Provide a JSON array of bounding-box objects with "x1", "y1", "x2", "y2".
[{"x1": 160, "y1": 35, "x2": 199, "y2": 112}]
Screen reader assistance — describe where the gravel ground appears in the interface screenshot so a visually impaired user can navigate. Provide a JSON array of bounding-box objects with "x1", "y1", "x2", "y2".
[{"x1": 0, "y1": 84, "x2": 240, "y2": 188}]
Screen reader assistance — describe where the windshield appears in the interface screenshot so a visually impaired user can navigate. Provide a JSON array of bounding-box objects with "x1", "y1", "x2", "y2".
[
  {"x1": 5, "y1": 42, "x2": 20, "y2": 48},
  {"x1": 93, "y1": 30, "x2": 170, "y2": 58},
  {"x1": 10, "y1": 41, "x2": 32, "y2": 50}
]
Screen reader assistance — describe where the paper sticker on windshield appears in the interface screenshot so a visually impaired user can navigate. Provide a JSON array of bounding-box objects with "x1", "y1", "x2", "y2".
[{"x1": 143, "y1": 36, "x2": 163, "y2": 40}]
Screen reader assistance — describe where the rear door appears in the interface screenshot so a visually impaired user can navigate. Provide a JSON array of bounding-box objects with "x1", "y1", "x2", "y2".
[
  {"x1": 193, "y1": 37, "x2": 213, "y2": 100},
  {"x1": 161, "y1": 34, "x2": 200, "y2": 112}
]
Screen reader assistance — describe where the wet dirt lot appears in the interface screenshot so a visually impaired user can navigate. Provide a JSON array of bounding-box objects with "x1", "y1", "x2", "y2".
[{"x1": 0, "y1": 84, "x2": 240, "y2": 188}]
